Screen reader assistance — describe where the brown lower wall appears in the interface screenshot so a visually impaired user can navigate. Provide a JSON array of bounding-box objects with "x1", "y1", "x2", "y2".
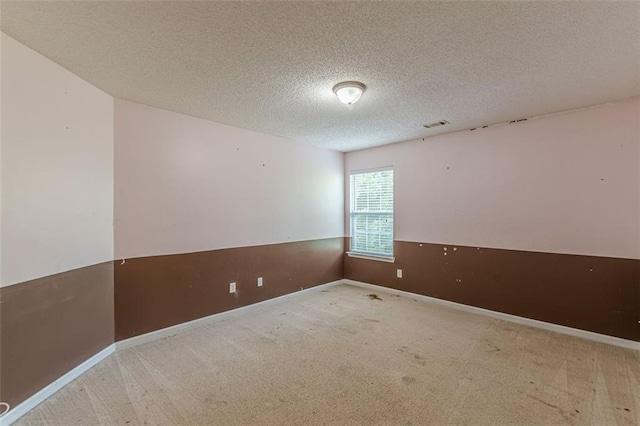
[
  {"x1": 3, "y1": 237, "x2": 635, "y2": 411},
  {"x1": 345, "y1": 240, "x2": 640, "y2": 341},
  {"x1": 114, "y1": 237, "x2": 344, "y2": 341},
  {"x1": 0, "y1": 262, "x2": 115, "y2": 409}
]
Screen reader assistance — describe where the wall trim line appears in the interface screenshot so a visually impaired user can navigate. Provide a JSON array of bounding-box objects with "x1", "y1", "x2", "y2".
[
  {"x1": 115, "y1": 279, "x2": 343, "y2": 351},
  {"x1": 0, "y1": 260, "x2": 114, "y2": 290},
  {"x1": 342, "y1": 279, "x2": 640, "y2": 351},
  {"x1": 0, "y1": 344, "x2": 116, "y2": 426},
  {"x1": 115, "y1": 236, "x2": 346, "y2": 263}
]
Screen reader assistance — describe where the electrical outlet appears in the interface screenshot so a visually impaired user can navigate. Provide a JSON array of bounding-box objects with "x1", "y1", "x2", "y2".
[
  {"x1": 397, "y1": 269, "x2": 403, "y2": 278},
  {"x1": 229, "y1": 282, "x2": 236, "y2": 293},
  {"x1": 257, "y1": 277, "x2": 263, "y2": 287}
]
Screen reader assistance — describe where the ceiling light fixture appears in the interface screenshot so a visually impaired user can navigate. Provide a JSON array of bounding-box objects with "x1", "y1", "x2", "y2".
[{"x1": 333, "y1": 81, "x2": 366, "y2": 106}]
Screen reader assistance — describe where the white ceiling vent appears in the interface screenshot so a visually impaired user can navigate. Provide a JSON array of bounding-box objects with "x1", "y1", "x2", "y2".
[{"x1": 423, "y1": 120, "x2": 450, "y2": 129}]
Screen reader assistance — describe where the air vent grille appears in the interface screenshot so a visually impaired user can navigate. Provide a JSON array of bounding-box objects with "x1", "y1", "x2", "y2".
[{"x1": 423, "y1": 120, "x2": 450, "y2": 129}]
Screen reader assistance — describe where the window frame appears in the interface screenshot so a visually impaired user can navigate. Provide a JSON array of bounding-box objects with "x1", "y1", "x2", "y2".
[{"x1": 347, "y1": 167, "x2": 395, "y2": 263}]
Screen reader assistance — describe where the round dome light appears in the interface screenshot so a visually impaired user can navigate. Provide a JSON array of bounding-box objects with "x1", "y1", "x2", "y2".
[{"x1": 333, "y1": 81, "x2": 366, "y2": 105}]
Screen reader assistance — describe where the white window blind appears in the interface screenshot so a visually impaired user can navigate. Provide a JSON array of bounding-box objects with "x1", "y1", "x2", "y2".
[{"x1": 350, "y1": 168, "x2": 393, "y2": 257}]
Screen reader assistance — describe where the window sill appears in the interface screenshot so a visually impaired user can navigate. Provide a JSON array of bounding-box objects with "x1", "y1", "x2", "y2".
[{"x1": 346, "y1": 252, "x2": 395, "y2": 263}]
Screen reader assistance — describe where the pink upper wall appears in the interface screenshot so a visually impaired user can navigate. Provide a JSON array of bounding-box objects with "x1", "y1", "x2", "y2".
[
  {"x1": 114, "y1": 99, "x2": 344, "y2": 260},
  {"x1": 346, "y1": 97, "x2": 640, "y2": 259},
  {"x1": 1, "y1": 34, "x2": 114, "y2": 287}
]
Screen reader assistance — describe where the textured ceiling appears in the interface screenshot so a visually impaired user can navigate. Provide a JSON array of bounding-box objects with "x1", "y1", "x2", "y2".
[{"x1": 2, "y1": 1, "x2": 639, "y2": 152}]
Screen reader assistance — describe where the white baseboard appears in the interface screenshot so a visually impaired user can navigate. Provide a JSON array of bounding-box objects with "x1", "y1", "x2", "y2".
[
  {"x1": 342, "y1": 279, "x2": 639, "y2": 351},
  {"x1": 116, "y1": 279, "x2": 343, "y2": 351},
  {"x1": 0, "y1": 344, "x2": 115, "y2": 426}
]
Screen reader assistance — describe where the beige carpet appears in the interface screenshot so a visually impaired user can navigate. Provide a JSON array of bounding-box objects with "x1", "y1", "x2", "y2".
[{"x1": 15, "y1": 284, "x2": 640, "y2": 425}]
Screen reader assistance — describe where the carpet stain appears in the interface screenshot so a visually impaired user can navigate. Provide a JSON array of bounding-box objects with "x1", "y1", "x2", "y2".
[
  {"x1": 411, "y1": 353, "x2": 427, "y2": 366},
  {"x1": 527, "y1": 394, "x2": 570, "y2": 421},
  {"x1": 367, "y1": 294, "x2": 382, "y2": 300},
  {"x1": 487, "y1": 343, "x2": 501, "y2": 352},
  {"x1": 402, "y1": 376, "x2": 417, "y2": 385}
]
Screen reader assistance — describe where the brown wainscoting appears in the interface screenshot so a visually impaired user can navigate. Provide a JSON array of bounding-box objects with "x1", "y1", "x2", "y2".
[
  {"x1": 114, "y1": 237, "x2": 344, "y2": 341},
  {"x1": 345, "y1": 240, "x2": 639, "y2": 341},
  {"x1": 0, "y1": 262, "x2": 114, "y2": 409}
]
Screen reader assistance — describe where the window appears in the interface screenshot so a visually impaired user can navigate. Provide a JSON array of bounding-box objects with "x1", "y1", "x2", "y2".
[{"x1": 349, "y1": 168, "x2": 394, "y2": 259}]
